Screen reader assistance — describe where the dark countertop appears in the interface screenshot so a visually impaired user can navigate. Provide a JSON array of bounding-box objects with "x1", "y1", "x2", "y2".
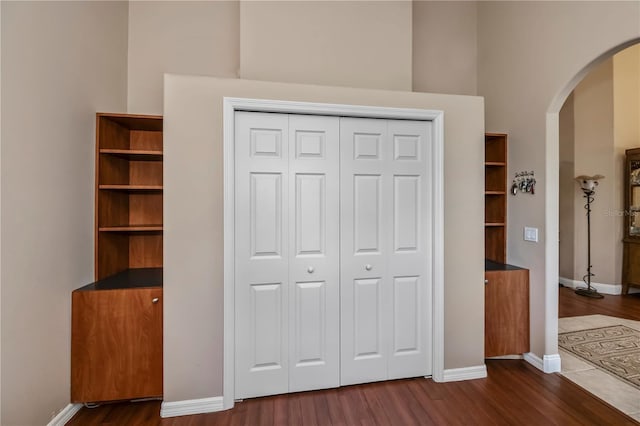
[
  {"x1": 485, "y1": 260, "x2": 526, "y2": 271},
  {"x1": 75, "y1": 267, "x2": 163, "y2": 291}
]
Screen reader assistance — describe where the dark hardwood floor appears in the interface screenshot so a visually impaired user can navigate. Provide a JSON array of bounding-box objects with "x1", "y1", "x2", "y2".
[
  {"x1": 68, "y1": 287, "x2": 640, "y2": 426},
  {"x1": 559, "y1": 285, "x2": 640, "y2": 320}
]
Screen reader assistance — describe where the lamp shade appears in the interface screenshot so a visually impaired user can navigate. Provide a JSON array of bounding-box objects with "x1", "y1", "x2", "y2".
[{"x1": 575, "y1": 174, "x2": 604, "y2": 192}]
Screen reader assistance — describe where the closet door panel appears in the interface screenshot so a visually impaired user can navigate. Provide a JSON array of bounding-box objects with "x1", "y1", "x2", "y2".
[
  {"x1": 354, "y1": 175, "x2": 382, "y2": 253},
  {"x1": 250, "y1": 283, "x2": 285, "y2": 368},
  {"x1": 393, "y1": 276, "x2": 420, "y2": 354},
  {"x1": 340, "y1": 118, "x2": 391, "y2": 385},
  {"x1": 295, "y1": 174, "x2": 325, "y2": 256},
  {"x1": 235, "y1": 112, "x2": 433, "y2": 397},
  {"x1": 288, "y1": 115, "x2": 340, "y2": 392},
  {"x1": 394, "y1": 175, "x2": 420, "y2": 253},
  {"x1": 251, "y1": 173, "x2": 284, "y2": 258},
  {"x1": 388, "y1": 120, "x2": 432, "y2": 379},
  {"x1": 235, "y1": 112, "x2": 290, "y2": 398}
]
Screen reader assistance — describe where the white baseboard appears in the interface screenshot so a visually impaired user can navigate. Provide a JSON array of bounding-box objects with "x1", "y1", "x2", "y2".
[
  {"x1": 160, "y1": 396, "x2": 224, "y2": 418},
  {"x1": 559, "y1": 276, "x2": 621, "y2": 295},
  {"x1": 524, "y1": 352, "x2": 544, "y2": 371},
  {"x1": 442, "y1": 364, "x2": 487, "y2": 382},
  {"x1": 544, "y1": 353, "x2": 562, "y2": 373},
  {"x1": 524, "y1": 352, "x2": 561, "y2": 373},
  {"x1": 46, "y1": 403, "x2": 82, "y2": 426}
]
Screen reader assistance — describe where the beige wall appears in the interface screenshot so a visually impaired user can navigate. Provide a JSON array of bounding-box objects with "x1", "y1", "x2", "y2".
[
  {"x1": 239, "y1": 1, "x2": 412, "y2": 91},
  {"x1": 163, "y1": 75, "x2": 485, "y2": 401},
  {"x1": 478, "y1": 1, "x2": 640, "y2": 357},
  {"x1": 0, "y1": 2, "x2": 128, "y2": 425},
  {"x1": 614, "y1": 46, "x2": 640, "y2": 286},
  {"x1": 558, "y1": 94, "x2": 574, "y2": 280},
  {"x1": 126, "y1": 1, "x2": 481, "y2": 113},
  {"x1": 412, "y1": 1, "x2": 477, "y2": 95},
  {"x1": 127, "y1": 1, "x2": 239, "y2": 114},
  {"x1": 572, "y1": 60, "x2": 615, "y2": 284}
]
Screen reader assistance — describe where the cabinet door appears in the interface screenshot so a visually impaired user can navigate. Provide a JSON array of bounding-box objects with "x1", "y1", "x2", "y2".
[
  {"x1": 71, "y1": 287, "x2": 163, "y2": 402},
  {"x1": 627, "y1": 157, "x2": 640, "y2": 238},
  {"x1": 485, "y1": 270, "x2": 529, "y2": 357}
]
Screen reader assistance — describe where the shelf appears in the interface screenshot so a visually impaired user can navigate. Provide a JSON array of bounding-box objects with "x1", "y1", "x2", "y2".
[
  {"x1": 99, "y1": 225, "x2": 163, "y2": 232},
  {"x1": 100, "y1": 149, "x2": 163, "y2": 161},
  {"x1": 485, "y1": 191, "x2": 506, "y2": 195},
  {"x1": 97, "y1": 113, "x2": 163, "y2": 132},
  {"x1": 99, "y1": 185, "x2": 163, "y2": 192},
  {"x1": 76, "y1": 267, "x2": 163, "y2": 291},
  {"x1": 485, "y1": 260, "x2": 526, "y2": 271},
  {"x1": 485, "y1": 222, "x2": 505, "y2": 227},
  {"x1": 485, "y1": 162, "x2": 506, "y2": 167}
]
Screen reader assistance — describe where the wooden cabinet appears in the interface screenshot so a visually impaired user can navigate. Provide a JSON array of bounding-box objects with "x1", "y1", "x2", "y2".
[
  {"x1": 71, "y1": 113, "x2": 164, "y2": 403},
  {"x1": 485, "y1": 261, "x2": 530, "y2": 357},
  {"x1": 485, "y1": 133, "x2": 507, "y2": 263},
  {"x1": 71, "y1": 268, "x2": 163, "y2": 403},
  {"x1": 95, "y1": 113, "x2": 163, "y2": 280},
  {"x1": 484, "y1": 133, "x2": 530, "y2": 357},
  {"x1": 623, "y1": 148, "x2": 640, "y2": 294}
]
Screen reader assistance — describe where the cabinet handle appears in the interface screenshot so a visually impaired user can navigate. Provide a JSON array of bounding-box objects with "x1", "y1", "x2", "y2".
[
  {"x1": 152, "y1": 297, "x2": 159, "y2": 304},
  {"x1": 365, "y1": 264, "x2": 372, "y2": 271},
  {"x1": 485, "y1": 279, "x2": 489, "y2": 285},
  {"x1": 307, "y1": 266, "x2": 315, "y2": 274}
]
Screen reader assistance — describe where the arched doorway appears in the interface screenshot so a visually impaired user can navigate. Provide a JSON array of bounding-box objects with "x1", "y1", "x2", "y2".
[{"x1": 545, "y1": 37, "x2": 640, "y2": 370}]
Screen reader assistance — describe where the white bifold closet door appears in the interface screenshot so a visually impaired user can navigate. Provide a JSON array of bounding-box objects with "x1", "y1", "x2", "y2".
[
  {"x1": 235, "y1": 112, "x2": 340, "y2": 399},
  {"x1": 235, "y1": 111, "x2": 432, "y2": 399},
  {"x1": 340, "y1": 117, "x2": 432, "y2": 385}
]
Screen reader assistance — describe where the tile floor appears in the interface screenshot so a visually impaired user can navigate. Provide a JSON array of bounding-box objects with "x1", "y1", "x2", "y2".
[{"x1": 559, "y1": 314, "x2": 640, "y2": 420}]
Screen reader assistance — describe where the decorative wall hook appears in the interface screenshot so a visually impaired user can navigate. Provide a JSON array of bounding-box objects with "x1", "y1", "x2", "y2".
[{"x1": 511, "y1": 171, "x2": 536, "y2": 195}]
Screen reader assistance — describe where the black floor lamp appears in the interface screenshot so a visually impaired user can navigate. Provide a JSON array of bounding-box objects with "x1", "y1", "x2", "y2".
[{"x1": 574, "y1": 174, "x2": 605, "y2": 299}]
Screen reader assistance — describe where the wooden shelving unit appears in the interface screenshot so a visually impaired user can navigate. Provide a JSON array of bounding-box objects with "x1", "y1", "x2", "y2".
[
  {"x1": 485, "y1": 133, "x2": 507, "y2": 263},
  {"x1": 483, "y1": 133, "x2": 530, "y2": 358},
  {"x1": 95, "y1": 113, "x2": 163, "y2": 280},
  {"x1": 71, "y1": 113, "x2": 165, "y2": 403}
]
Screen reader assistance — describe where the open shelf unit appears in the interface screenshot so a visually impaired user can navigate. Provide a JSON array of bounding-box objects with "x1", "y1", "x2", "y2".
[
  {"x1": 483, "y1": 133, "x2": 529, "y2": 358},
  {"x1": 95, "y1": 113, "x2": 163, "y2": 280},
  {"x1": 485, "y1": 133, "x2": 507, "y2": 263}
]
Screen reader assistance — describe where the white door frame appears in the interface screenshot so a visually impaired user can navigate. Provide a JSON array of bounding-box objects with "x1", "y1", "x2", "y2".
[{"x1": 223, "y1": 97, "x2": 445, "y2": 409}]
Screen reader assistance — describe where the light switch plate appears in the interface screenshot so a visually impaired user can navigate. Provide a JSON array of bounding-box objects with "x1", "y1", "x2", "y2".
[{"x1": 524, "y1": 227, "x2": 538, "y2": 242}]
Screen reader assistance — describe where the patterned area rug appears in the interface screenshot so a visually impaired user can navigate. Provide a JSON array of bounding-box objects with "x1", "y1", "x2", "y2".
[{"x1": 559, "y1": 325, "x2": 640, "y2": 390}]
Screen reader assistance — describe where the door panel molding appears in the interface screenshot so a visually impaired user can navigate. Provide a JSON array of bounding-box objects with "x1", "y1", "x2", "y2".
[{"x1": 223, "y1": 98, "x2": 444, "y2": 410}]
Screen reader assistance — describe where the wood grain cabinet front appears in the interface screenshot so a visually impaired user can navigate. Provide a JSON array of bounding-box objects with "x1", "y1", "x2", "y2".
[
  {"x1": 623, "y1": 148, "x2": 640, "y2": 294},
  {"x1": 485, "y1": 264, "x2": 530, "y2": 358},
  {"x1": 71, "y1": 285, "x2": 163, "y2": 403}
]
